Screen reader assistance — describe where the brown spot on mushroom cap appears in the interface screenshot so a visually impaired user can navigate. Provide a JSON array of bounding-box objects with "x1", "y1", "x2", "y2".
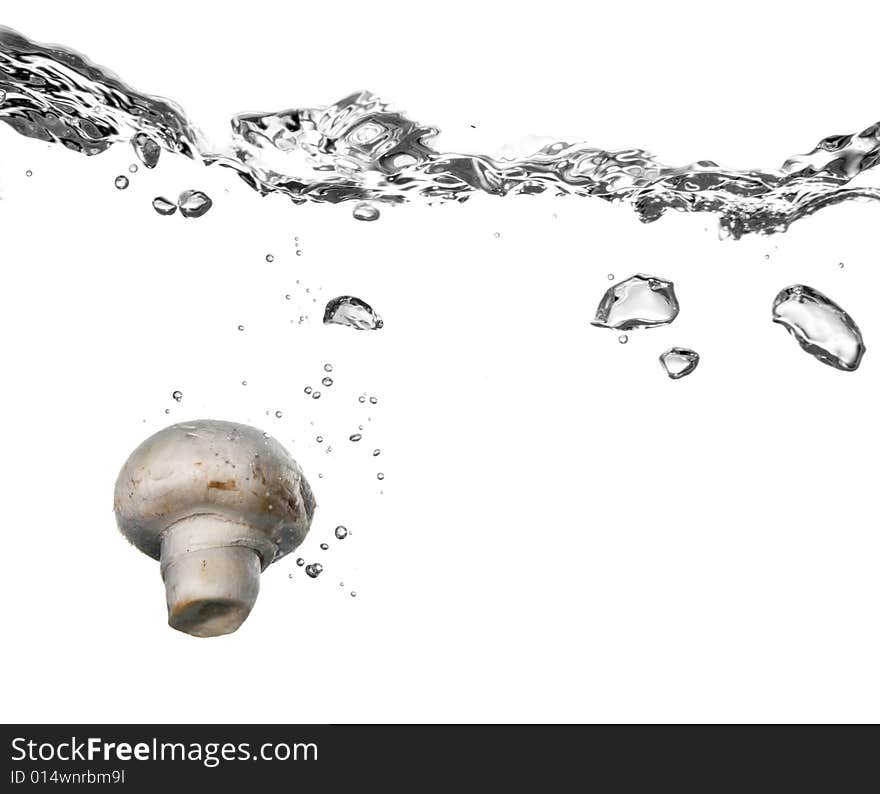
[{"x1": 207, "y1": 479, "x2": 237, "y2": 490}]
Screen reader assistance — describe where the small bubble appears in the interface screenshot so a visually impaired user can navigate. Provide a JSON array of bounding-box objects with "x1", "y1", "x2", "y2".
[
  {"x1": 115, "y1": 175, "x2": 129, "y2": 190},
  {"x1": 237, "y1": 324, "x2": 245, "y2": 331},
  {"x1": 494, "y1": 232, "x2": 501, "y2": 239},
  {"x1": 304, "y1": 386, "x2": 312, "y2": 394},
  {"x1": 607, "y1": 273, "x2": 615, "y2": 280},
  {"x1": 128, "y1": 164, "x2": 138, "y2": 173},
  {"x1": 349, "y1": 433, "x2": 362, "y2": 442},
  {"x1": 372, "y1": 449, "x2": 380, "y2": 456},
  {"x1": 764, "y1": 254, "x2": 770, "y2": 260},
  {"x1": 25, "y1": 169, "x2": 32, "y2": 177},
  {"x1": 618, "y1": 334, "x2": 628, "y2": 344},
  {"x1": 839, "y1": 262, "x2": 845, "y2": 269},
  {"x1": 353, "y1": 202, "x2": 380, "y2": 222},
  {"x1": 324, "y1": 363, "x2": 333, "y2": 372},
  {"x1": 266, "y1": 254, "x2": 274, "y2": 262},
  {"x1": 335, "y1": 525, "x2": 348, "y2": 540},
  {"x1": 284, "y1": 294, "x2": 291, "y2": 300},
  {"x1": 241, "y1": 380, "x2": 247, "y2": 386},
  {"x1": 296, "y1": 250, "x2": 303, "y2": 256},
  {"x1": 164, "y1": 408, "x2": 171, "y2": 414},
  {"x1": 275, "y1": 410, "x2": 283, "y2": 418},
  {"x1": 316, "y1": 435, "x2": 323, "y2": 443},
  {"x1": 322, "y1": 377, "x2": 333, "y2": 387},
  {"x1": 350, "y1": 591, "x2": 357, "y2": 597},
  {"x1": 358, "y1": 396, "x2": 366, "y2": 403},
  {"x1": 296, "y1": 558, "x2": 305, "y2": 566},
  {"x1": 172, "y1": 390, "x2": 183, "y2": 402},
  {"x1": 305, "y1": 563, "x2": 323, "y2": 578},
  {"x1": 320, "y1": 542, "x2": 329, "y2": 550},
  {"x1": 288, "y1": 573, "x2": 294, "y2": 579},
  {"x1": 312, "y1": 391, "x2": 321, "y2": 399},
  {"x1": 377, "y1": 472, "x2": 385, "y2": 480},
  {"x1": 369, "y1": 396, "x2": 378, "y2": 404}
]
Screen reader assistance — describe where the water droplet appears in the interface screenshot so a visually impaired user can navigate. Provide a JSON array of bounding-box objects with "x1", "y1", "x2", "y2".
[
  {"x1": 372, "y1": 449, "x2": 380, "y2": 456},
  {"x1": 353, "y1": 202, "x2": 380, "y2": 222},
  {"x1": 772, "y1": 285, "x2": 865, "y2": 370},
  {"x1": 131, "y1": 132, "x2": 160, "y2": 168},
  {"x1": 114, "y1": 175, "x2": 129, "y2": 190},
  {"x1": 324, "y1": 363, "x2": 333, "y2": 372},
  {"x1": 377, "y1": 472, "x2": 385, "y2": 480},
  {"x1": 178, "y1": 189, "x2": 213, "y2": 218},
  {"x1": 312, "y1": 391, "x2": 321, "y2": 399},
  {"x1": 592, "y1": 274, "x2": 680, "y2": 330},
  {"x1": 275, "y1": 410, "x2": 283, "y2": 418},
  {"x1": 369, "y1": 396, "x2": 378, "y2": 405},
  {"x1": 322, "y1": 377, "x2": 333, "y2": 387},
  {"x1": 296, "y1": 558, "x2": 305, "y2": 567},
  {"x1": 323, "y1": 296, "x2": 383, "y2": 330},
  {"x1": 172, "y1": 390, "x2": 183, "y2": 402},
  {"x1": 659, "y1": 347, "x2": 700, "y2": 379},
  {"x1": 349, "y1": 433, "x2": 362, "y2": 442},
  {"x1": 335, "y1": 526, "x2": 348, "y2": 540},
  {"x1": 151, "y1": 196, "x2": 177, "y2": 216},
  {"x1": 618, "y1": 335, "x2": 628, "y2": 344},
  {"x1": 320, "y1": 542, "x2": 329, "y2": 551},
  {"x1": 266, "y1": 254, "x2": 274, "y2": 262},
  {"x1": 305, "y1": 563, "x2": 323, "y2": 578}
]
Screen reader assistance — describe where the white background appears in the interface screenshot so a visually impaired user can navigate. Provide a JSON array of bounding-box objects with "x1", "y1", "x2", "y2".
[{"x1": 2, "y1": 0, "x2": 879, "y2": 723}]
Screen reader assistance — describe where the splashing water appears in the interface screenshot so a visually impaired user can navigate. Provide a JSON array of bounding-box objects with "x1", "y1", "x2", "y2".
[{"x1": 3, "y1": 26, "x2": 880, "y2": 237}]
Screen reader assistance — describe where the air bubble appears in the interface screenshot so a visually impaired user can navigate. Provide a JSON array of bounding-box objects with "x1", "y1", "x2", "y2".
[
  {"x1": 377, "y1": 473, "x2": 385, "y2": 480},
  {"x1": 305, "y1": 563, "x2": 323, "y2": 578},
  {"x1": 172, "y1": 390, "x2": 183, "y2": 402},
  {"x1": 349, "y1": 433, "x2": 362, "y2": 442},
  {"x1": 335, "y1": 526, "x2": 348, "y2": 540},
  {"x1": 266, "y1": 254, "x2": 274, "y2": 262},
  {"x1": 618, "y1": 335, "x2": 628, "y2": 344},
  {"x1": 115, "y1": 175, "x2": 129, "y2": 190},
  {"x1": 353, "y1": 202, "x2": 380, "y2": 221},
  {"x1": 312, "y1": 391, "x2": 321, "y2": 399},
  {"x1": 151, "y1": 196, "x2": 176, "y2": 216},
  {"x1": 322, "y1": 377, "x2": 333, "y2": 387},
  {"x1": 275, "y1": 411, "x2": 282, "y2": 418},
  {"x1": 320, "y1": 543, "x2": 329, "y2": 550},
  {"x1": 296, "y1": 558, "x2": 305, "y2": 567}
]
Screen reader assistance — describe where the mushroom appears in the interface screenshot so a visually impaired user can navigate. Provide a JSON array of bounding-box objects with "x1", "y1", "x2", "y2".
[{"x1": 114, "y1": 420, "x2": 316, "y2": 637}]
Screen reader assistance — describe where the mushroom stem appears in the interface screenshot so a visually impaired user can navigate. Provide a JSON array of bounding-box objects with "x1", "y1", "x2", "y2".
[{"x1": 159, "y1": 515, "x2": 271, "y2": 638}]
